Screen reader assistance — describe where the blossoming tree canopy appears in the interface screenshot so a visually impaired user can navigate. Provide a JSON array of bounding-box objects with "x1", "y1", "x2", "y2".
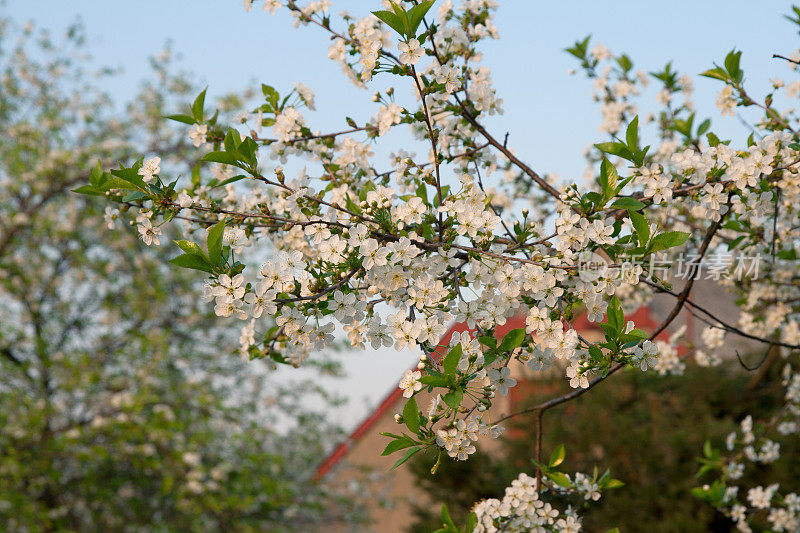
[{"x1": 80, "y1": 1, "x2": 800, "y2": 531}]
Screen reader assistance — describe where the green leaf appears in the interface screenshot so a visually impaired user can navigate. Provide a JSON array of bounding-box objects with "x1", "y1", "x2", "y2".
[
  {"x1": 191, "y1": 88, "x2": 207, "y2": 122},
  {"x1": 650, "y1": 231, "x2": 689, "y2": 252},
  {"x1": 697, "y1": 118, "x2": 711, "y2": 137},
  {"x1": 700, "y1": 67, "x2": 728, "y2": 82},
  {"x1": 213, "y1": 174, "x2": 249, "y2": 188},
  {"x1": 407, "y1": 0, "x2": 434, "y2": 36},
  {"x1": 673, "y1": 114, "x2": 694, "y2": 138},
  {"x1": 442, "y1": 343, "x2": 462, "y2": 376},
  {"x1": 588, "y1": 345, "x2": 604, "y2": 362},
  {"x1": 442, "y1": 389, "x2": 463, "y2": 410},
  {"x1": 261, "y1": 84, "x2": 279, "y2": 107},
  {"x1": 201, "y1": 151, "x2": 242, "y2": 167},
  {"x1": 625, "y1": 115, "x2": 639, "y2": 150},
  {"x1": 165, "y1": 114, "x2": 196, "y2": 125},
  {"x1": 616, "y1": 54, "x2": 632, "y2": 72},
  {"x1": 478, "y1": 335, "x2": 497, "y2": 349},
  {"x1": 546, "y1": 471, "x2": 571, "y2": 488},
  {"x1": 89, "y1": 161, "x2": 103, "y2": 186},
  {"x1": 549, "y1": 444, "x2": 566, "y2": 468},
  {"x1": 419, "y1": 374, "x2": 448, "y2": 387},
  {"x1": 606, "y1": 296, "x2": 623, "y2": 334},
  {"x1": 629, "y1": 211, "x2": 650, "y2": 245},
  {"x1": 724, "y1": 49, "x2": 742, "y2": 81},
  {"x1": 123, "y1": 191, "x2": 149, "y2": 202},
  {"x1": 585, "y1": 191, "x2": 603, "y2": 207},
  {"x1": 604, "y1": 479, "x2": 625, "y2": 489},
  {"x1": 226, "y1": 129, "x2": 244, "y2": 154},
  {"x1": 99, "y1": 177, "x2": 144, "y2": 192},
  {"x1": 627, "y1": 329, "x2": 648, "y2": 340},
  {"x1": 416, "y1": 182, "x2": 428, "y2": 204},
  {"x1": 390, "y1": 446, "x2": 421, "y2": 470},
  {"x1": 237, "y1": 137, "x2": 258, "y2": 166},
  {"x1": 175, "y1": 240, "x2": 207, "y2": 258},
  {"x1": 696, "y1": 464, "x2": 716, "y2": 478},
  {"x1": 709, "y1": 480, "x2": 726, "y2": 503},
  {"x1": 381, "y1": 435, "x2": 416, "y2": 456},
  {"x1": 599, "y1": 158, "x2": 618, "y2": 201},
  {"x1": 372, "y1": 9, "x2": 407, "y2": 36},
  {"x1": 565, "y1": 36, "x2": 591, "y2": 60},
  {"x1": 498, "y1": 328, "x2": 526, "y2": 353},
  {"x1": 72, "y1": 185, "x2": 104, "y2": 196},
  {"x1": 207, "y1": 220, "x2": 226, "y2": 264},
  {"x1": 168, "y1": 253, "x2": 214, "y2": 273},
  {"x1": 465, "y1": 512, "x2": 477, "y2": 533},
  {"x1": 403, "y1": 396, "x2": 420, "y2": 434},
  {"x1": 388, "y1": 1, "x2": 406, "y2": 18},
  {"x1": 595, "y1": 141, "x2": 633, "y2": 160},
  {"x1": 110, "y1": 166, "x2": 147, "y2": 190},
  {"x1": 441, "y1": 503, "x2": 456, "y2": 529},
  {"x1": 610, "y1": 197, "x2": 645, "y2": 211}
]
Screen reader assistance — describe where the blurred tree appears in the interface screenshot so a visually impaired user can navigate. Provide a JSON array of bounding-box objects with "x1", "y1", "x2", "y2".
[{"x1": 0, "y1": 19, "x2": 360, "y2": 532}]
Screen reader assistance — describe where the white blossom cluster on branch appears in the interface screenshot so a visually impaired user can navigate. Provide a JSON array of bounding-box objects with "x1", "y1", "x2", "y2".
[{"x1": 78, "y1": 1, "x2": 800, "y2": 530}]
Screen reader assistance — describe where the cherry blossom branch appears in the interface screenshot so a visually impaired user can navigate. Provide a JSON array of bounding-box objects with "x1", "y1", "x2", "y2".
[
  {"x1": 166, "y1": 200, "x2": 353, "y2": 230},
  {"x1": 251, "y1": 171, "x2": 380, "y2": 224},
  {"x1": 648, "y1": 215, "x2": 723, "y2": 340},
  {"x1": 275, "y1": 268, "x2": 360, "y2": 304},
  {"x1": 453, "y1": 102, "x2": 563, "y2": 201},
  {"x1": 373, "y1": 141, "x2": 491, "y2": 181},
  {"x1": 496, "y1": 217, "x2": 725, "y2": 427},
  {"x1": 252, "y1": 126, "x2": 371, "y2": 145},
  {"x1": 773, "y1": 53, "x2": 800, "y2": 66}
]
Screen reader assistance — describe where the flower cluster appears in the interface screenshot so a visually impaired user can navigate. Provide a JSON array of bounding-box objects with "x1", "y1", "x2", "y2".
[{"x1": 473, "y1": 471, "x2": 592, "y2": 533}]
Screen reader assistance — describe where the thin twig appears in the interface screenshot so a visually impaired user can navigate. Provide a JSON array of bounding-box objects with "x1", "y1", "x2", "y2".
[
  {"x1": 735, "y1": 348, "x2": 770, "y2": 371},
  {"x1": 773, "y1": 53, "x2": 800, "y2": 66}
]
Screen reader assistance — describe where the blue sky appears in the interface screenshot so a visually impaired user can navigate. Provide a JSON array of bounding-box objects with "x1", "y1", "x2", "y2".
[
  {"x1": 8, "y1": 1, "x2": 798, "y2": 181},
  {"x1": 6, "y1": 1, "x2": 799, "y2": 428}
]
